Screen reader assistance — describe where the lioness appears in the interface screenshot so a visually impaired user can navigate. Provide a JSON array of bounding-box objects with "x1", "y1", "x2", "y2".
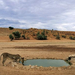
[{"x1": 0, "y1": 52, "x2": 24, "y2": 66}]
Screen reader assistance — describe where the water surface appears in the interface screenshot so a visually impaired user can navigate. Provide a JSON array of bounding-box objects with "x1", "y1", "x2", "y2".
[{"x1": 23, "y1": 59, "x2": 70, "y2": 67}]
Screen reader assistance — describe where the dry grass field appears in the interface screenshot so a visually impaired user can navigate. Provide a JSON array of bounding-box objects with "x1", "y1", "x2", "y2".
[{"x1": 0, "y1": 28, "x2": 75, "y2": 75}]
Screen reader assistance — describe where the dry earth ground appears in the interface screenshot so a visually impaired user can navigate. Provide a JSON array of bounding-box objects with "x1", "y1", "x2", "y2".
[{"x1": 0, "y1": 40, "x2": 75, "y2": 75}]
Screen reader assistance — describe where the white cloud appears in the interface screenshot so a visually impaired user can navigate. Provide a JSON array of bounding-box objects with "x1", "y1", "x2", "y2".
[
  {"x1": 57, "y1": 26, "x2": 67, "y2": 31},
  {"x1": 10, "y1": 0, "x2": 19, "y2": 3},
  {"x1": 0, "y1": 0, "x2": 75, "y2": 31},
  {"x1": 19, "y1": 22, "x2": 45, "y2": 29},
  {"x1": 18, "y1": 20, "x2": 27, "y2": 23},
  {"x1": 0, "y1": 0, "x2": 5, "y2": 6}
]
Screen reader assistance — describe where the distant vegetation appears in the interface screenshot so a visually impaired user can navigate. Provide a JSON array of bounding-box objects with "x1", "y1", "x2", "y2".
[
  {"x1": 62, "y1": 35, "x2": 66, "y2": 38},
  {"x1": 37, "y1": 30, "x2": 47, "y2": 40},
  {"x1": 9, "y1": 34, "x2": 14, "y2": 41},
  {"x1": 7, "y1": 27, "x2": 75, "y2": 41},
  {"x1": 22, "y1": 34, "x2": 25, "y2": 39},
  {"x1": 9, "y1": 31, "x2": 22, "y2": 41},
  {"x1": 69, "y1": 36, "x2": 75, "y2": 40},
  {"x1": 12, "y1": 31, "x2": 21, "y2": 39},
  {"x1": 56, "y1": 35, "x2": 60, "y2": 40},
  {"x1": 9, "y1": 26, "x2": 14, "y2": 30}
]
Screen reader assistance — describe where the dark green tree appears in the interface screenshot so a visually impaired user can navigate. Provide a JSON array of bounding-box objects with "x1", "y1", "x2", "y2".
[
  {"x1": 12, "y1": 31, "x2": 21, "y2": 39},
  {"x1": 9, "y1": 27, "x2": 14, "y2": 30},
  {"x1": 9, "y1": 34, "x2": 14, "y2": 41},
  {"x1": 22, "y1": 34, "x2": 26, "y2": 39}
]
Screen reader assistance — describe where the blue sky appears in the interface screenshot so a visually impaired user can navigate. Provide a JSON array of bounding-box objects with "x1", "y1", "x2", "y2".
[{"x1": 0, "y1": 0, "x2": 75, "y2": 31}]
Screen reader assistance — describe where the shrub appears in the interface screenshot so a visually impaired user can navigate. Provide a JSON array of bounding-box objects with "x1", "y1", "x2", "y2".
[
  {"x1": 9, "y1": 34, "x2": 14, "y2": 41},
  {"x1": 73, "y1": 37, "x2": 75, "y2": 40},
  {"x1": 69, "y1": 36, "x2": 73, "y2": 40},
  {"x1": 69, "y1": 36, "x2": 75, "y2": 40},
  {"x1": 36, "y1": 31, "x2": 40, "y2": 36},
  {"x1": 37, "y1": 34, "x2": 47, "y2": 40},
  {"x1": 43, "y1": 35, "x2": 47, "y2": 40},
  {"x1": 12, "y1": 31, "x2": 21, "y2": 39},
  {"x1": 37, "y1": 34, "x2": 43, "y2": 40},
  {"x1": 36, "y1": 30, "x2": 47, "y2": 40},
  {"x1": 53, "y1": 34, "x2": 57, "y2": 36},
  {"x1": 9, "y1": 27, "x2": 14, "y2": 30},
  {"x1": 62, "y1": 35, "x2": 66, "y2": 38},
  {"x1": 41, "y1": 30, "x2": 45, "y2": 35},
  {"x1": 22, "y1": 35, "x2": 25, "y2": 39},
  {"x1": 41, "y1": 31, "x2": 45, "y2": 35},
  {"x1": 56, "y1": 35, "x2": 60, "y2": 40}
]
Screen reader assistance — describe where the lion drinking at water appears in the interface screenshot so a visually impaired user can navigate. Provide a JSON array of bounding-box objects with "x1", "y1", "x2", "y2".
[{"x1": 0, "y1": 52, "x2": 24, "y2": 66}]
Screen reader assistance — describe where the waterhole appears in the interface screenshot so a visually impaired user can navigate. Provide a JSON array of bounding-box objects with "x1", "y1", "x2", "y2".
[{"x1": 22, "y1": 59, "x2": 70, "y2": 67}]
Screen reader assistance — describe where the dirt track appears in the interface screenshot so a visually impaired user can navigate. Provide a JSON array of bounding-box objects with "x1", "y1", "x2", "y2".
[{"x1": 0, "y1": 40, "x2": 75, "y2": 75}]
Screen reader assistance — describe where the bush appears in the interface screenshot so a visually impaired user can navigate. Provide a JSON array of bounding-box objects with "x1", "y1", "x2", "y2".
[
  {"x1": 41, "y1": 30, "x2": 45, "y2": 35},
  {"x1": 56, "y1": 35, "x2": 60, "y2": 40},
  {"x1": 41, "y1": 31, "x2": 45, "y2": 35},
  {"x1": 62, "y1": 35, "x2": 66, "y2": 38},
  {"x1": 37, "y1": 34, "x2": 47, "y2": 40},
  {"x1": 22, "y1": 35, "x2": 25, "y2": 39},
  {"x1": 73, "y1": 37, "x2": 75, "y2": 40},
  {"x1": 37, "y1": 30, "x2": 47, "y2": 40},
  {"x1": 12, "y1": 31, "x2": 21, "y2": 39},
  {"x1": 36, "y1": 31, "x2": 40, "y2": 36},
  {"x1": 69, "y1": 36, "x2": 75, "y2": 40},
  {"x1": 53, "y1": 34, "x2": 57, "y2": 36},
  {"x1": 9, "y1": 27, "x2": 14, "y2": 30},
  {"x1": 9, "y1": 34, "x2": 14, "y2": 41},
  {"x1": 69, "y1": 36, "x2": 73, "y2": 40}
]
